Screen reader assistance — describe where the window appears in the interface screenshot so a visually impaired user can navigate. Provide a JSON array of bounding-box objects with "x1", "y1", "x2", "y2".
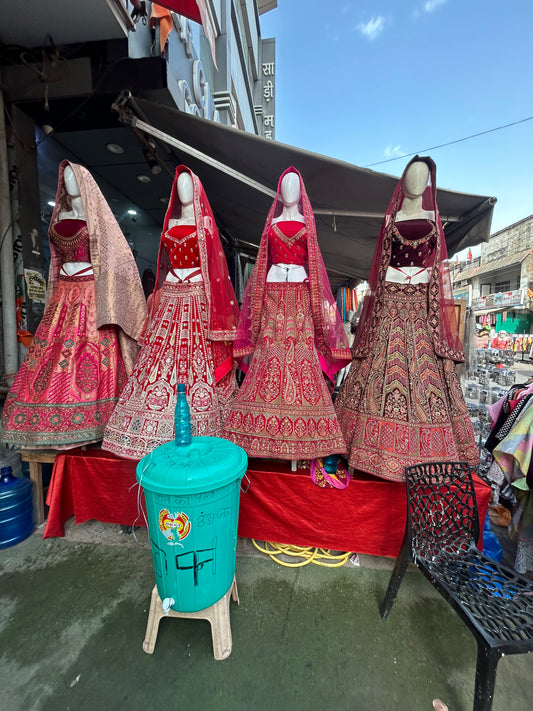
[{"x1": 495, "y1": 280, "x2": 511, "y2": 293}]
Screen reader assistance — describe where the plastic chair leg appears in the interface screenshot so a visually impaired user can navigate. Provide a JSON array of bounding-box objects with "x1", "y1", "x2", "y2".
[
  {"x1": 473, "y1": 645, "x2": 500, "y2": 711},
  {"x1": 380, "y1": 540, "x2": 410, "y2": 620}
]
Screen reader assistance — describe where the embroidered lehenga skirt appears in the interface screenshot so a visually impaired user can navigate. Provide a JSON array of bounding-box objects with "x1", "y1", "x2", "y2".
[
  {"x1": 2, "y1": 274, "x2": 127, "y2": 449},
  {"x1": 102, "y1": 279, "x2": 236, "y2": 460},
  {"x1": 223, "y1": 282, "x2": 346, "y2": 459},
  {"x1": 335, "y1": 281, "x2": 479, "y2": 482}
]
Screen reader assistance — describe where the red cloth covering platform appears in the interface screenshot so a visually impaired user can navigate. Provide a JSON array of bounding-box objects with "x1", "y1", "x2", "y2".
[{"x1": 43, "y1": 449, "x2": 491, "y2": 558}]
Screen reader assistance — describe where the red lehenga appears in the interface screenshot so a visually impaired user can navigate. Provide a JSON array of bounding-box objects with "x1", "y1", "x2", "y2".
[
  {"x1": 335, "y1": 156, "x2": 479, "y2": 482},
  {"x1": 1, "y1": 161, "x2": 147, "y2": 449},
  {"x1": 102, "y1": 166, "x2": 239, "y2": 460},
  {"x1": 222, "y1": 167, "x2": 351, "y2": 460}
]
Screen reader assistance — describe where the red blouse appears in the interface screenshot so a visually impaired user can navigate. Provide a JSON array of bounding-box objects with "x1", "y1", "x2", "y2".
[
  {"x1": 50, "y1": 219, "x2": 91, "y2": 262},
  {"x1": 162, "y1": 224, "x2": 200, "y2": 268},
  {"x1": 390, "y1": 219, "x2": 437, "y2": 268},
  {"x1": 268, "y1": 221, "x2": 308, "y2": 266}
]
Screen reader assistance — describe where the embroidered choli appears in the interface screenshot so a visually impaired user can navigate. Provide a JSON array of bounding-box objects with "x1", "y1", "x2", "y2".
[
  {"x1": 269, "y1": 221, "x2": 308, "y2": 265},
  {"x1": 390, "y1": 219, "x2": 437, "y2": 268},
  {"x1": 162, "y1": 224, "x2": 200, "y2": 268},
  {"x1": 50, "y1": 219, "x2": 91, "y2": 263}
]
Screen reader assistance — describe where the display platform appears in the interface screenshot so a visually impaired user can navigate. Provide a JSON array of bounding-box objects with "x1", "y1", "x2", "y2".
[{"x1": 43, "y1": 448, "x2": 491, "y2": 558}]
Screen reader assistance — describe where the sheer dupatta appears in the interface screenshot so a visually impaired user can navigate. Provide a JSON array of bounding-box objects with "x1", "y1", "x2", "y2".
[
  {"x1": 234, "y1": 166, "x2": 351, "y2": 381},
  {"x1": 147, "y1": 165, "x2": 239, "y2": 382},
  {"x1": 352, "y1": 156, "x2": 464, "y2": 362},
  {"x1": 48, "y1": 160, "x2": 147, "y2": 375}
]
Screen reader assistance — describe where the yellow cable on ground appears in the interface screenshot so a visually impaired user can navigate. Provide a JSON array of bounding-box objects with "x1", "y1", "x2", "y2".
[{"x1": 251, "y1": 539, "x2": 351, "y2": 567}]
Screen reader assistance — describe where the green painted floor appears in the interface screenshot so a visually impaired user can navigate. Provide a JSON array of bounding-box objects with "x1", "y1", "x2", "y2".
[{"x1": 1, "y1": 532, "x2": 531, "y2": 711}]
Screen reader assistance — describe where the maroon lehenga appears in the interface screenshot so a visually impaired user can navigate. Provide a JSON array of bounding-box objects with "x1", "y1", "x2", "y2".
[
  {"x1": 223, "y1": 168, "x2": 351, "y2": 460},
  {"x1": 2, "y1": 162, "x2": 146, "y2": 449},
  {"x1": 102, "y1": 166, "x2": 239, "y2": 460},
  {"x1": 335, "y1": 157, "x2": 479, "y2": 482}
]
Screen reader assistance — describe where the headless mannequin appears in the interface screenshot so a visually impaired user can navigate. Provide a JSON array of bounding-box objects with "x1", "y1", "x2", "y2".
[
  {"x1": 166, "y1": 172, "x2": 202, "y2": 283},
  {"x1": 386, "y1": 160, "x2": 435, "y2": 285},
  {"x1": 57, "y1": 166, "x2": 93, "y2": 277},
  {"x1": 268, "y1": 171, "x2": 307, "y2": 284},
  {"x1": 271, "y1": 171, "x2": 307, "y2": 471}
]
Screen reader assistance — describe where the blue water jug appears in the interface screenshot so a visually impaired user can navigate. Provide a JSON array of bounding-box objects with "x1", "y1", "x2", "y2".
[{"x1": 0, "y1": 466, "x2": 34, "y2": 549}]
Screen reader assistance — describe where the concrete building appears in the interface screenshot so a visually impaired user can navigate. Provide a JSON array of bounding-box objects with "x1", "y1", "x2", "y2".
[
  {"x1": 452, "y1": 214, "x2": 533, "y2": 334},
  {"x1": 0, "y1": 0, "x2": 277, "y2": 382}
]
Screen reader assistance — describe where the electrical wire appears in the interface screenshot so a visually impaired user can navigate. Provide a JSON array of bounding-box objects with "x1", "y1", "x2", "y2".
[
  {"x1": 365, "y1": 114, "x2": 533, "y2": 167},
  {"x1": 251, "y1": 540, "x2": 352, "y2": 568}
]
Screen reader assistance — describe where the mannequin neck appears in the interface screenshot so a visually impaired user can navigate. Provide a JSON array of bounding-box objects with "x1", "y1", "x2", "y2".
[
  {"x1": 272, "y1": 204, "x2": 305, "y2": 223},
  {"x1": 58, "y1": 195, "x2": 86, "y2": 221},
  {"x1": 169, "y1": 203, "x2": 195, "y2": 227},
  {"x1": 396, "y1": 195, "x2": 434, "y2": 222}
]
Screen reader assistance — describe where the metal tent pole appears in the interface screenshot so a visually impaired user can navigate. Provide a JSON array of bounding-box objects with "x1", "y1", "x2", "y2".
[{"x1": 0, "y1": 90, "x2": 18, "y2": 385}]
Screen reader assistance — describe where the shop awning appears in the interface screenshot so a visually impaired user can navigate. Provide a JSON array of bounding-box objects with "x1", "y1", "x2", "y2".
[{"x1": 113, "y1": 93, "x2": 497, "y2": 284}]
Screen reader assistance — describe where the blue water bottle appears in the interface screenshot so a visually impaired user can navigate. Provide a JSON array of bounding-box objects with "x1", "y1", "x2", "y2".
[{"x1": 174, "y1": 383, "x2": 192, "y2": 446}]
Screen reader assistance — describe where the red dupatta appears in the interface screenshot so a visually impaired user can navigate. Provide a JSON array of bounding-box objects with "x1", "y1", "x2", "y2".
[
  {"x1": 352, "y1": 156, "x2": 464, "y2": 362},
  {"x1": 234, "y1": 166, "x2": 351, "y2": 381},
  {"x1": 148, "y1": 165, "x2": 239, "y2": 381}
]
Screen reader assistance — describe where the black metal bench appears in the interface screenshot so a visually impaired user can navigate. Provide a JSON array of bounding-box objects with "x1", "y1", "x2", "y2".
[{"x1": 379, "y1": 461, "x2": 533, "y2": 711}]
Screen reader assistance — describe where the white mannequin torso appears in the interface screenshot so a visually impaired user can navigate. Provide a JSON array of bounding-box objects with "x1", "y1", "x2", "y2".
[
  {"x1": 56, "y1": 166, "x2": 92, "y2": 277},
  {"x1": 165, "y1": 173, "x2": 202, "y2": 283},
  {"x1": 268, "y1": 171, "x2": 307, "y2": 282}
]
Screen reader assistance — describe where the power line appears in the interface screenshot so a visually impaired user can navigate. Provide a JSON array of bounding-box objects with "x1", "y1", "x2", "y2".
[{"x1": 365, "y1": 114, "x2": 533, "y2": 167}]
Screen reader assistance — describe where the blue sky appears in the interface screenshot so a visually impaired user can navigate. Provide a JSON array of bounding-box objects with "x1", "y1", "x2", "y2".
[{"x1": 260, "y1": 1, "x2": 532, "y2": 246}]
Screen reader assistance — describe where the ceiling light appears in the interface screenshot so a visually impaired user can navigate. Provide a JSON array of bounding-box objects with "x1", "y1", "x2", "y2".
[
  {"x1": 137, "y1": 175, "x2": 151, "y2": 183},
  {"x1": 106, "y1": 143, "x2": 124, "y2": 154},
  {"x1": 160, "y1": 196, "x2": 169, "y2": 204},
  {"x1": 127, "y1": 209, "x2": 137, "y2": 215},
  {"x1": 47, "y1": 201, "x2": 56, "y2": 207}
]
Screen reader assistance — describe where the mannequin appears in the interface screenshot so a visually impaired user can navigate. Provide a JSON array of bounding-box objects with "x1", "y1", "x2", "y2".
[
  {"x1": 385, "y1": 159, "x2": 436, "y2": 287},
  {"x1": 222, "y1": 167, "x2": 351, "y2": 462},
  {"x1": 335, "y1": 156, "x2": 479, "y2": 482},
  {"x1": 2, "y1": 160, "x2": 146, "y2": 449},
  {"x1": 102, "y1": 165, "x2": 239, "y2": 460},
  {"x1": 395, "y1": 161, "x2": 435, "y2": 222},
  {"x1": 56, "y1": 165, "x2": 93, "y2": 277},
  {"x1": 267, "y1": 171, "x2": 307, "y2": 285},
  {"x1": 165, "y1": 172, "x2": 201, "y2": 284}
]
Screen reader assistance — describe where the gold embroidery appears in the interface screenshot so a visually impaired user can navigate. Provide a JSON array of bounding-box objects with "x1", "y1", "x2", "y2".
[
  {"x1": 165, "y1": 229, "x2": 198, "y2": 247},
  {"x1": 272, "y1": 223, "x2": 306, "y2": 247},
  {"x1": 392, "y1": 223, "x2": 436, "y2": 248}
]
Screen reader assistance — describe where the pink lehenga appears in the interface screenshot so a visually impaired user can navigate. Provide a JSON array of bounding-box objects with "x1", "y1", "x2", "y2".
[
  {"x1": 222, "y1": 167, "x2": 351, "y2": 460},
  {"x1": 335, "y1": 156, "x2": 479, "y2": 482},
  {"x1": 1, "y1": 161, "x2": 147, "y2": 449},
  {"x1": 102, "y1": 166, "x2": 239, "y2": 460}
]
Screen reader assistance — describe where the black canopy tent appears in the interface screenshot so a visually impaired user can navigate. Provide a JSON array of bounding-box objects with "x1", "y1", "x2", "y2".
[{"x1": 113, "y1": 92, "x2": 496, "y2": 286}]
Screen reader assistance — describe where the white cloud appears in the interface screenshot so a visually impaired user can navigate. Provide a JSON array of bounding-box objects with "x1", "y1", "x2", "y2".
[
  {"x1": 423, "y1": 0, "x2": 447, "y2": 12},
  {"x1": 384, "y1": 145, "x2": 406, "y2": 159},
  {"x1": 357, "y1": 16, "x2": 386, "y2": 41}
]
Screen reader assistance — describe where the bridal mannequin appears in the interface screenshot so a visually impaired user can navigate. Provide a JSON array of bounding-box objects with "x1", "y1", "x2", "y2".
[
  {"x1": 268, "y1": 170, "x2": 307, "y2": 285},
  {"x1": 385, "y1": 159, "x2": 435, "y2": 285},
  {"x1": 57, "y1": 165, "x2": 93, "y2": 277},
  {"x1": 395, "y1": 160, "x2": 435, "y2": 222},
  {"x1": 166, "y1": 172, "x2": 202, "y2": 284}
]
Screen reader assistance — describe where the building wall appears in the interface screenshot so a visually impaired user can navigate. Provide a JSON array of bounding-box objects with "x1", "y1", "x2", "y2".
[
  {"x1": 481, "y1": 215, "x2": 533, "y2": 261},
  {"x1": 139, "y1": 1, "x2": 275, "y2": 135}
]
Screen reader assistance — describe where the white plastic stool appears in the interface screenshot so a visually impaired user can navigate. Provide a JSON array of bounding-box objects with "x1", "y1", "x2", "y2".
[{"x1": 142, "y1": 577, "x2": 239, "y2": 660}]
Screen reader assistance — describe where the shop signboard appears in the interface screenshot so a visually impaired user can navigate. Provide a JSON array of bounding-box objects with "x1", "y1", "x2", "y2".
[{"x1": 473, "y1": 288, "x2": 524, "y2": 310}]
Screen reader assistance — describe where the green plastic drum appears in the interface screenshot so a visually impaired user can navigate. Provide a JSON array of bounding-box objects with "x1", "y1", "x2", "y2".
[{"x1": 137, "y1": 436, "x2": 248, "y2": 613}]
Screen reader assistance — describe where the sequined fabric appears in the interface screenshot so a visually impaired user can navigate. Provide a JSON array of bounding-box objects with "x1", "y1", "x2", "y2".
[
  {"x1": 223, "y1": 282, "x2": 346, "y2": 460},
  {"x1": 335, "y1": 281, "x2": 479, "y2": 481},
  {"x1": 102, "y1": 279, "x2": 237, "y2": 460},
  {"x1": 2, "y1": 275, "x2": 127, "y2": 448}
]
